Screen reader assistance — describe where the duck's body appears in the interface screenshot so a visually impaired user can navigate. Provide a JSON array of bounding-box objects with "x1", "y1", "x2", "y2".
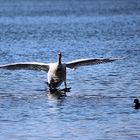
[
  {"x1": 133, "y1": 99, "x2": 140, "y2": 109},
  {"x1": 0, "y1": 52, "x2": 122, "y2": 90}
]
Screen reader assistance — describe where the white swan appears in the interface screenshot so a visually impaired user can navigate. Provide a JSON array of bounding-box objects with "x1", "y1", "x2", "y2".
[{"x1": 0, "y1": 52, "x2": 121, "y2": 90}]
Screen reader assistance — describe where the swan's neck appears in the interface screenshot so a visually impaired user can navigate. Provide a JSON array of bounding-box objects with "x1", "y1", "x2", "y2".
[{"x1": 57, "y1": 54, "x2": 62, "y2": 65}]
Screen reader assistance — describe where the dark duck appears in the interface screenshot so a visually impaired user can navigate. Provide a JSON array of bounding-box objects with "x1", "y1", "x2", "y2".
[{"x1": 133, "y1": 99, "x2": 140, "y2": 109}]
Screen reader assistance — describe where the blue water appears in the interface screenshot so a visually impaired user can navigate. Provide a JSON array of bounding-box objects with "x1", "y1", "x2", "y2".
[{"x1": 0, "y1": 0, "x2": 140, "y2": 139}]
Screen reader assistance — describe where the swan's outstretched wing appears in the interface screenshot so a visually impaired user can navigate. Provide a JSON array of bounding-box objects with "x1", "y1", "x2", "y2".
[
  {"x1": 66, "y1": 58, "x2": 121, "y2": 69},
  {"x1": 0, "y1": 62, "x2": 49, "y2": 72}
]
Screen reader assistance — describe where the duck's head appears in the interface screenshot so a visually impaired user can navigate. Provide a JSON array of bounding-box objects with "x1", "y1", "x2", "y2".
[{"x1": 134, "y1": 99, "x2": 139, "y2": 104}]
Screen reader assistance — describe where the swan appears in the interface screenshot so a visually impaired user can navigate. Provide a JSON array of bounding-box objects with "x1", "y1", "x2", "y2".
[{"x1": 0, "y1": 52, "x2": 122, "y2": 91}]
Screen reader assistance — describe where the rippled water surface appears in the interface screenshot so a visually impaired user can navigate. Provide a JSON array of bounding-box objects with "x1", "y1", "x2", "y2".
[{"x1": 0, "y1": 0, "x2": 140, "y2": 140}]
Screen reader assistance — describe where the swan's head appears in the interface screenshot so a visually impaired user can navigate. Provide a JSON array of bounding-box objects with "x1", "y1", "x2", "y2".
[
  {"x1": 134, "y1": 99, "x2": 139, "y2": 104},
  {"x1": 58, "y1": 52, "x2": 62, "y2": 58}
]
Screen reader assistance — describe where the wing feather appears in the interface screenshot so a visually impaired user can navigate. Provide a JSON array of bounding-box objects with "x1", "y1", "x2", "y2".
[
  {"x1": 66, "y1": 58, "x2": 121, "y2": 69},
  {"x1": 0, "y1": 62, "x2": 49, "y2": 72}
]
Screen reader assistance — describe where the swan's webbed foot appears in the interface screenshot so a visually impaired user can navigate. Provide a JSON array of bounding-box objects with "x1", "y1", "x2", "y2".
[
  {"x1": 49, "y1": 87, "x2": 71, "y2": 93},
  {"x1": 63, "y1": 82, "x2": 71, "y2": 92},
  {"x1": 46, "y1": 82, "x2": 57, "y2": 92},
  {"x1": 48, "y1": 89, "x2": 66, "y2": 99},
  {"x1": 46, "y1": 82, "x2": 71, "y2": 93},
  {"x1": 60, "y1": 87, "x2": 71, "y2": 92},
  {"x1": 49, "y1": 88, "x2": 58, "y2": 92}
]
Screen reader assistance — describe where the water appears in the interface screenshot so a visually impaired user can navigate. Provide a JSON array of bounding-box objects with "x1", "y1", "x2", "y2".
[{"x1": 0, "y1": 0, "x2": 140, "y2": 139}]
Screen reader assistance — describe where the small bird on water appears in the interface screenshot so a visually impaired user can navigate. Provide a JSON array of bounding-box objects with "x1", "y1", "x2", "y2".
[
  {"x1": 0, "y1": 52, "x2": 122, "y2": 92},
  {"x1": 133, "y1": 99, "x2": 140, "y2": 109}
]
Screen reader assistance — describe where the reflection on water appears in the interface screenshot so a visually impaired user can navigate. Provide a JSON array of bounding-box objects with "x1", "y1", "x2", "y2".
[
  {"x1": 47, "y1": 89, "x2": 67, "y2": 100},
  {"x1": 0, "y1": 0, "x2": 140, "y2": 140},
  {"x1": 0, "y1": 90, "x2": 140, "y2": 140}
]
